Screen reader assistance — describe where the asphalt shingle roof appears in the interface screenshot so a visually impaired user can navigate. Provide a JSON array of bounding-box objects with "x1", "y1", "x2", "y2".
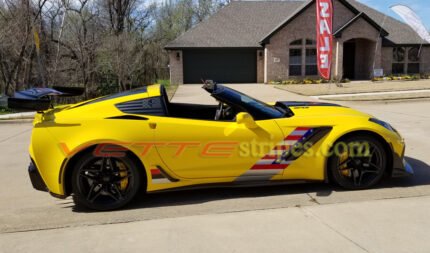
[
  {"x1": 165, "y1": 0, "x2": 428, "y2": 49},
  {"x1": 350, "y1": 1, "x2": 426, "y2": 45}
]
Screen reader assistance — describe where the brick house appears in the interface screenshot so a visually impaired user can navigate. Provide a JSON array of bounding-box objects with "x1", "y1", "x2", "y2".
[{"x1": 165, "y1": 0, "x2": 430, "y2": 84}]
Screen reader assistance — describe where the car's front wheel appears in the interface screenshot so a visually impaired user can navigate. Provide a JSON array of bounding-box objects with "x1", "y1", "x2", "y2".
[
  {"x1": 328, "y1": 135, "x2": 387, "y2": 190},
  {"x1": 71, "y1": 152, "x2": 141, "y2": 211}
]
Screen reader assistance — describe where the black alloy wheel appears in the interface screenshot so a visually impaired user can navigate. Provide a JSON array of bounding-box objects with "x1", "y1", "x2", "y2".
[
  {"x1": 328, "y1": 135, "x2": 387, "y2": 190},
  {"x1": 72, "y1": 152, "x2": 141, "y2": 211}
]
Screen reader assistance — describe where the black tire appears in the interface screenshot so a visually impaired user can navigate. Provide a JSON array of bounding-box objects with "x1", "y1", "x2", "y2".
[
  {"x1": 72, "y1": 152, "x2": 141, "y2": 211},
  {"x1": 328, "y1": 135, "x2": 387, "y2": 190}
]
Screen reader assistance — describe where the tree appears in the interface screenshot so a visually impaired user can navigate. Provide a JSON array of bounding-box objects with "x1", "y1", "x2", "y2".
[{"x1": 0, "y1": 0, "x2": 227, "y2": 98}]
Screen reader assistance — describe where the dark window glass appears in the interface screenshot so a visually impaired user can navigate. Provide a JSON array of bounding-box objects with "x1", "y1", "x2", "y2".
[
  {"x1": 392, "y1": 63, "x2": 404, "y2": 74},
  {"x1": 290, "y1": 39, "x2": 302, "y2": 46},
  {"x1": 408, "y1": 47, "x2": 420, "y2": 62},
  {"x1": 289, "y1": 49, "x2": 302, "y2": 64},
  {"x1": 305, "y1": 65, "x2": 318, "y2": 76},
  {"x1": 289, "y1": 49, "x2": 302, "y2": 76},
  {"x1": 393, "y1": 47, "x2": 405, "y2": 62},
  {"x1": 407, "y1": 63, "x2": 420, "y2": 74},
  {"x1": 214, "y1": 86, "x2": 285, "y2": 120},
  {"x1": 290, "y1": 65, "x2": 302, "y2": 76},
  {"x1": 305, "y1": 39, "x2": 316, "y2": 45},
  {"x1": 305, "y1": 49, "x2": 317, "y2": 75},
  {"x1": 305, "y1": 49, "x2": 317, "y2": 65}
]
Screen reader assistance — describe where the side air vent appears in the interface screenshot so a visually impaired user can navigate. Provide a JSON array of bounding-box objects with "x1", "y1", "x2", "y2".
[
  {"x1": 115, "y1": 97, "x2": 166, "y2": 116},
  {"x1": 106, "y1": 115, "x2": 148, "y2": 120}
]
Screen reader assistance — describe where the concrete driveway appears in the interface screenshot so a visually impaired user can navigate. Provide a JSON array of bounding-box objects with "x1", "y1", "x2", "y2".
[
  {"x1": 171, "y1": 83, "x2": 314, "y2": 104},
  {"x1": 1, "y1": 85, "x2": 430, "y2": 252}
]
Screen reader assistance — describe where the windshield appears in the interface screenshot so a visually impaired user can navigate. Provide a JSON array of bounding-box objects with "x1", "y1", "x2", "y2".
[{"x1": 211, "y1": 85, "x2": 284, "y2": 120}]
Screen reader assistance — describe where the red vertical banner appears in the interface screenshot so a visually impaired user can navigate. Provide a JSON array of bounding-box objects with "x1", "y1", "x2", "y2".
[{"x1": 316, "y1": 0, "x2": 333, "y2": 80}]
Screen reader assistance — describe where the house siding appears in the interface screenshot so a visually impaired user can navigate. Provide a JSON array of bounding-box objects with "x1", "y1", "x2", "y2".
[
  {"x1": 422, "y1": 47, "x2": 430, "y2": 74},
  {"x1": 266, "y1": 2, "x2": 318, "y2": 81},
  {"x1": 257, "y1": 50, "x2": 264, "y2": 83},
  {"x1": 169, "y1": 50, "x2": 184, "y2": 85},
  {"x1": 265, "y1": 0, "x2": 380, "y2": 82},
  {"x1": 381, "y1": 47, "x2": 393, "y2": 75},
  {"x1": 335, "y1": 18, "x2": 382, "y2": 79}
]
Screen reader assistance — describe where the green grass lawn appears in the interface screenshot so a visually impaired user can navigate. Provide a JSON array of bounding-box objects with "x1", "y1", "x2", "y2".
[
  {"x1": 0, "y1": 107, "x2": 15, "y2": 115},
  {"x1": 157, "y1": 79, "x2": 178, "y2": 100}
]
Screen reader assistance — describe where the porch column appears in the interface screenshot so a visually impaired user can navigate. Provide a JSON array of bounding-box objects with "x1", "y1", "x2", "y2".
[{"x1": 332, "y1": 39, "x2": 343, "y2": 79}]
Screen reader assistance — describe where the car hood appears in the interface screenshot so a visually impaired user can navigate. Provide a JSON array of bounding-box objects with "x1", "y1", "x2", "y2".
[{"x1": 277, "y1": 101, "x2": 372, "y2": 118}]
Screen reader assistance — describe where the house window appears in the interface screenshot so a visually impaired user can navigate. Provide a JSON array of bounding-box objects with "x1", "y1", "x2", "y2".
[
  {"x1": 305, "y1": 39, "x2": 316, "y2": 45},
  {"x1": 407, "y1": 47, "x2": 420, "y2": 74},
  {"x1": 305, "y1": 48, "x2": 318, "y2": 75},
  {"x1": 289, "y1": 49, "x2": 302, "y2": 76},
  {"x1": 392, "y1": 63, "x2": 404, "y2": 74},
  {"x1": 392, "y1": 47, "x2": 405, "y2": 74},
  {"x1": 289, "y1": 39, "x2": 317, "y2": 76},
  {"x1": 290, "y1": 39, "x2": 302, "y2": 46},
  {"x1": 393, "y1": 47, "x2": 405, "y2": 62}
]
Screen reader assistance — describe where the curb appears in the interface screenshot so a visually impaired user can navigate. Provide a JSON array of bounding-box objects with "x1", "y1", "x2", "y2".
[{"x1": 0, "y1": 112, "x2": 35, "y2": 121}]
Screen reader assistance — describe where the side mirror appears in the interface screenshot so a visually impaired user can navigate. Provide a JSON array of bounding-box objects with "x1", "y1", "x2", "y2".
[{"x1": 236, "y1": 112, "x2": 258, "y2": 129}]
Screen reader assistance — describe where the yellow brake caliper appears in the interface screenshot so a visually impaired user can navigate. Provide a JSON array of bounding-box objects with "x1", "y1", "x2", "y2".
[
  {"x1": 339, "y1": 151, "x2": 351, "y2": 177},
  {"x1": 118, "y1": 162, "x2": 129, "y2": 190}
]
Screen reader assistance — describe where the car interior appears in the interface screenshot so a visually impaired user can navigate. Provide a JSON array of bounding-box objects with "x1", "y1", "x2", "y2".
[{"x1": 160, "y1": 85, "x2": 238, "y2": 121}]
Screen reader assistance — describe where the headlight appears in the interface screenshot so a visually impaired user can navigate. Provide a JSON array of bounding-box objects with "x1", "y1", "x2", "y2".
[{"x1": 369, "y1": 118, "x2": 398, "y2": 133}]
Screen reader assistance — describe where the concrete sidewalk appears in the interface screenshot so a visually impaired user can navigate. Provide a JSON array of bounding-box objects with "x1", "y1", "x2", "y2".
[{"x1": 1, "y1": 196, "x2": 429, "y2": 253}]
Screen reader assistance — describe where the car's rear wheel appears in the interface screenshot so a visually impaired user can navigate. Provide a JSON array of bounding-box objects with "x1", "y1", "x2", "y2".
[
  {"x1": 328, "y1": 135, "x2": 387, "y2": 190},
  {"x1": 71, "y1": 152, "x2": 141, "y2": 211}
]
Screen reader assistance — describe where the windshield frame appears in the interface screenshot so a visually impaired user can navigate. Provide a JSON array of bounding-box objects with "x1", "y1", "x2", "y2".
[{"x1": 208, "y1": 84, "x2": 287, "y2": 120}]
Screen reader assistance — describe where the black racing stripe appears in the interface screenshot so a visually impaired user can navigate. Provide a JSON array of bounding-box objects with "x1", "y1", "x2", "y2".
[
  {"x1": 278, "y1": 101, "x2": 342, "y2": 107},
  {"x1": 106, "y1": 115, "x2": 148, "y2": 120}
]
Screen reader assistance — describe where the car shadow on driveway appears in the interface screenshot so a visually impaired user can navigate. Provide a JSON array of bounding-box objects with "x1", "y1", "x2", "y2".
[
  {"x1": 71, "y1": 156, "x2": 430, "y2": 213},
  {"x1": 378, "y1": 157, "x2": 430, "y2": 187}
]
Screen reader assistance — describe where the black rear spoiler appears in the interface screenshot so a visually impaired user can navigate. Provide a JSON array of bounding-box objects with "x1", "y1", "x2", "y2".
[
  {"x1": 52, "y1": 86, "x2": 85, "y2": 96},
  {"x1": 7, "y1": 87, "x2": 84, "y2": 111}
]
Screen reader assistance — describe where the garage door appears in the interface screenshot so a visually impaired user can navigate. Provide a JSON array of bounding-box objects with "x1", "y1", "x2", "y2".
[{"x1": 183, "y1": 49, "x2": 257, "y2": 84}]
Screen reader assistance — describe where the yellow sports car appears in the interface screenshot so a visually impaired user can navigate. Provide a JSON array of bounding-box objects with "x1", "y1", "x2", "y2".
[{"x1": 27, "y1": 83, "x2": 412, "y2": 210}]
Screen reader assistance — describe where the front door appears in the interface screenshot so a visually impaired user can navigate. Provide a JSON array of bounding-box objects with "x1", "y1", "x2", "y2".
[
  {"x1": 152, "y1": 116, "x2": 284, "y2": 179},
  {"x1": 343, "y1": 41, "x2": 356, "y2": 79}
]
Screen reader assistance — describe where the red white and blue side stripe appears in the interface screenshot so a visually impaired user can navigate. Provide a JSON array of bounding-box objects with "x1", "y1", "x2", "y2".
[
  {"x1": 236, "y1": 127, "x2": 314, "y2": 180},
  {"x1": 150, "y1": 167, "x2": 171, "y2": 184}
]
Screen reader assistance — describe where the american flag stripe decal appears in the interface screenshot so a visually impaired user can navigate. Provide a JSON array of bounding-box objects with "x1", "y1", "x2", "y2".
[
  {"x1": 150, "y1": 167, "x2": 171, "y2": 184},
  {"x1": 235, "y1": 127, "x2": 313, "y2": 180}
]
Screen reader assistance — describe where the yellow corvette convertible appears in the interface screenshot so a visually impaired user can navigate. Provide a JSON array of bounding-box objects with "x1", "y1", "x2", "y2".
[{"x1": 27, "y1": 83, "x2": 412, "y2": 210}]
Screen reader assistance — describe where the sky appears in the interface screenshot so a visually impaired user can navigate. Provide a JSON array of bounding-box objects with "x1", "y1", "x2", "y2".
[{"x1": 357, "y1": 0, "x2": 430, "y2": 29}]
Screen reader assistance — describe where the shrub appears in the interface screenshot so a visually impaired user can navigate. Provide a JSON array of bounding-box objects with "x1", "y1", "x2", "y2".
[
  {"x1": 341, "y1": 78, "x2": 351, "y2": 83},
  {"x1": 418, "y1": 73, "x2": 430, "y2": 79},
  {"x1": 0, "y1": 106, "x2": 14, "y2": 114},
  {"x1": 411, "y1": 75, "x2": 421, "y2": 80},
  {"x1": 156, "y1": 79, "x2": 170, "y2": 87},
  {"x1": 372, "y1": 77, "x2": 383, "y2": 82},
  {"x1": 269, "y1": 80, "x2": 283, "y2": 85},
  {"x1": 303, "y1": 79, "x2": 313, "y2": 84}
]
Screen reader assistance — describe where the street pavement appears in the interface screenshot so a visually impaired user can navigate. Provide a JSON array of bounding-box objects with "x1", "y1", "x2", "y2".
[{"x1": 1, "y1": 84, "x2": 430, "y2": 252}]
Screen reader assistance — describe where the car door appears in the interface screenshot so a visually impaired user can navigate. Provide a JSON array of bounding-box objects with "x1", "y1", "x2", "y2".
[
  {"x1": 151, "y1": 115, "x2": 285, "y2": 179},
  {"x1": 274, "y1": 116, "x2": 332, "y2": 180}
]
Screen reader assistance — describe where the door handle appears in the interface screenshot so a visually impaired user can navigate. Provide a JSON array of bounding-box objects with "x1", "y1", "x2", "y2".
[{"x1": 149, "y1": 122, "x2": 157, "y2": 129}]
